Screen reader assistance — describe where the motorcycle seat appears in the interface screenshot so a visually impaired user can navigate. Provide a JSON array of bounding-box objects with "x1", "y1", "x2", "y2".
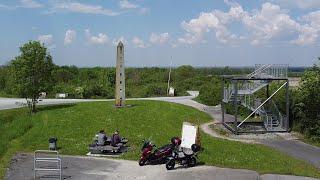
[
  {"x1": 182, "y1": 148, "x2": 194, "y2": 156},
  {"x1": 156, "y1": 144, "x2": 173, "y2": 153}
]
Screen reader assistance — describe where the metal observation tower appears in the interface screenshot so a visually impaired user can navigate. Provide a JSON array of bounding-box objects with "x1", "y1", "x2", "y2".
[{"x1": 221, "y1": 64, "x2": 290, "y2": 134}]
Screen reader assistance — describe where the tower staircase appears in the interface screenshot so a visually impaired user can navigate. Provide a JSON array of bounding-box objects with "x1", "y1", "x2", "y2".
[{"x1": 223, "y1": 64, "x2": 288, "y2": 131}]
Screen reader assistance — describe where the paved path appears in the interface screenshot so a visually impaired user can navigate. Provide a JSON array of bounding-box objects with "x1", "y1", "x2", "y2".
[
  {"x1": 152, "y1": 95, "x2": 320, "y2": 169},
  {"x1": 261, "y1": 139, "x2": 320, "y2": 168},
  {"x1": 0, "y1": 96, "x2": 193, "y2": 111},
  {"x1": 6, "y1": 153, "x2": 318, "y2": 180}
]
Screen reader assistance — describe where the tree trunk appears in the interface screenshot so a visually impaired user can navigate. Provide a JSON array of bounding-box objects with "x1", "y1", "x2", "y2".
[{"x1": 32, "y1": 98, "x2": 37, "y2": 113}]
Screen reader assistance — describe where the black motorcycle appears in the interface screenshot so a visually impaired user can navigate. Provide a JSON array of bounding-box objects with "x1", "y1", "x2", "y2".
[{"x1": 165, "y1": 144, "x2": 201, "y2": 170}]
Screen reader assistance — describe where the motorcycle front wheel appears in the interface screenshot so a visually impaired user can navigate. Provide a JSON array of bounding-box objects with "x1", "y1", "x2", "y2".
[
  {"x1": 139, "y1": 159, "x2": 147, "y2": 166},
  {"x1": 166, "y1": 159, "x2": 175, "y2": 170}
]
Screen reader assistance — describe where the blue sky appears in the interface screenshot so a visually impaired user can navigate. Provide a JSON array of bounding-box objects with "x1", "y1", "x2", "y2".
[{"x1": 0, "y1": 0, "x2": 320, "y2": 67}]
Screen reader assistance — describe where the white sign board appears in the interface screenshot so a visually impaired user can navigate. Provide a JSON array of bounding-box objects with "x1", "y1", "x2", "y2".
[
  {"x1": 169, "y1": 87, "x2": 175, "y2": 96},
  {"x1": 56, "y1": 93, "x2": 67, "y2": 99},
  {"x1": 181, "y1": 122, "x2": 198, "y2": 149}
]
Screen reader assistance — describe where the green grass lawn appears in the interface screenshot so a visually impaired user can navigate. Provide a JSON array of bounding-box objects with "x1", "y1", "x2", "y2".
[{"x1": 0, "y1": 100, "x2": 319, "y2": 179}]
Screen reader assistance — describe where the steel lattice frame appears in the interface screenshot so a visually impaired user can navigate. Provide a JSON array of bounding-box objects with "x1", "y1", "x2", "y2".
[{"x1": 221, "y1": 76, "x2": 290, "y2": 134}]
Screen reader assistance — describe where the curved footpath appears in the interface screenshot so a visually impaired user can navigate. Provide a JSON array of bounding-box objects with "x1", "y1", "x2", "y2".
[
  {"x1": 159, "y1": 94, "x2": 320, "y2": 169},
  {"x1": 1, "y1": 95, "x2": 320, "y2": 180}
]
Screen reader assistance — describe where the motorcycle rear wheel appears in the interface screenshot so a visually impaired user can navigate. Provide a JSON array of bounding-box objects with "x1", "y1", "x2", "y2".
[
  {"x1": 166, "y1": 159, "x2": 175, "y2": 170},
  {"x1": 188, "y1": 156, "x2": 197, "y2": 167}
]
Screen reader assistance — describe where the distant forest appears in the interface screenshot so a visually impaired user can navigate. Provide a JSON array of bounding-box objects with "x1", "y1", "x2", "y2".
[{"x1": 0, "y1": 64, "x2": 305, "y2": 99}]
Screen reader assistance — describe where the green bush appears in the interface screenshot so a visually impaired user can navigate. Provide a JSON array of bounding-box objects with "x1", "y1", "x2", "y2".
[{"x1": 196, "y1": 77, "x2": 222, "y2": 106}]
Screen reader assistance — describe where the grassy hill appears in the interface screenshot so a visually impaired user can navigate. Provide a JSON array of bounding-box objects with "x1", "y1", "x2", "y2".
[{"x1": 0, "y1": 101, "x2": 319, "y2": 179}]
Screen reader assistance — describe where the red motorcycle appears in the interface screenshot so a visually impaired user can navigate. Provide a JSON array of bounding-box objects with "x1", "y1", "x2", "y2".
[{"x1": 139, "y1": 138, "x2": 180, "y2": 166}]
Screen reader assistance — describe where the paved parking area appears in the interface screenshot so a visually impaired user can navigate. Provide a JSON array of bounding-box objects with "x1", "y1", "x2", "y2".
[
  {"x1": 6, "y1": 153, "x2": 319, "y2": 180},
  {"x1": 6, "y1": 153, "x2": 260, "y2": 180}
]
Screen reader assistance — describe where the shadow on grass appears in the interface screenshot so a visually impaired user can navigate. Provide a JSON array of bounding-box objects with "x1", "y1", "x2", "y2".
[
  {"x1": 37, "y1": 104, "x2": 76, "y2": 112},
  {"x1": 112, "y1": 104, "x2": 139, "y2": 108}
]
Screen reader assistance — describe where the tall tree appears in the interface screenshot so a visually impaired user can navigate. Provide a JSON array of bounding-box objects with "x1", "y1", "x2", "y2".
[
  {"x1": 293, "y1": 58, "x2": 320, "y2": 140},
  {"x1": 10, "y1": 41, "x2": 54, "y2": 112}
]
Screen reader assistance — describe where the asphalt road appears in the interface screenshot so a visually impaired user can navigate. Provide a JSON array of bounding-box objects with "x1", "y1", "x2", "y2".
[
  {"x1": 7, "y1": 153, "x2": 318, "y2": 180},
  {"x1": 0, "y1": 96, "x2": 194, "y2": 111},
  {"x1": 261, "y1": 139, "x2": 320, "y2": 168}
]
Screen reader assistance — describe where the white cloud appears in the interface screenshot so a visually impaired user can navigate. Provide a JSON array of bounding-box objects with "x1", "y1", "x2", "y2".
[
  {"x1": 179, "y1": 2, "x2": 320, "y2": 46},
  {"x1": 132, "y1": 37, "x2": 147, "y2": 48},
  {"x1": 20, "y1": 0, "x2": 43, "y2": 8},
  {"x1": 52, "y1": 2, "x2": 120, "y2": 16},
  {"x1": 0, "y1": 0, "x2": 43, "y2": 10},
  {"x1": 178, "y1": 7, "x2": 244, "y2": 44},
  {"x1": 149, "y1": 33, "x2": 169, "y2": 44},
  {"x1": 64, "y1": 29, "x2": 76, "y2": 45},
  {"x1": 85, "y1": 29, "x2": 108, "y2": 45},
  {"x1": 270, "y1": 0, "x2": 320, "y2": 9},
  {"x1": 292, "y1": 25, "x2": 318, "y2": 45},
  {"x1": 119, "y1": 0, "x2": 138, "y2": 9},
  {"x1": 303, "y1": 10, "x2": 320, "y2": 29},
  {"x1": 292, "y1": 10, "x2": 320, "y2": 45},
  {"x1": 223, "y1": 0, "x2": 240, "y2": 7},
  {"x1": 242, "y1": 3, "x2": 299, "y2": 45},
  {"x1": 38, "y1": 34, "x2": 55, "y2": 48}
]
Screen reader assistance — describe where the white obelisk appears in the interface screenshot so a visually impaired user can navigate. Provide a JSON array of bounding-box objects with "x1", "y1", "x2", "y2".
[{"x1": 115, "y1": 41, "x2": 125, "y2": 107}]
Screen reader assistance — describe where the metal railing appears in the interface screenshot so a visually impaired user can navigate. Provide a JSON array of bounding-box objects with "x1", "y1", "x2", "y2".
[
  {"x1": 248, "y1": 64, "x2": 272, "y2": 78},
  {"x1": 254, "y1": 64, "x2": 288, "y2": 78},
  {"x1": 34, "y1": 150, "x2": 62, "y2": 180}
]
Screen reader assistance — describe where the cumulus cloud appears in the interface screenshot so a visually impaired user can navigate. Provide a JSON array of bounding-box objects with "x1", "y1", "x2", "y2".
[
  {"x1": 132, "y1": 37, "x2": 147, "y2": 48},
  {"x1": 303, "y1": 10, "x2": 320, "y2": 29},
  {"x1": 149, "y1": 33, "x2": 169, "y2": 44},
  {"x1": 179, "y1": 2, "x2": 320, "y2": 45},
  {"x1": 178, "y1": 7, "x2": 244, "y2": 44},
  {"x1": 242, "y1": 3, "x2": 299, "y2": 45},
  {"x1": 119, "y1": 0, "x2": 138, "y2": 9},
  {"x1": 292, "y1": 10, "x2": 320, "y2": 45},
  {"x1": 38, "y1": 34, "x2": 55, "y2": 48},
  {"x1": 292, "y1": 25, "x2": 318, "y2": 45},
  {"x1": 64, "y1": 29, "x2": 76, "y2": 45},
  {"x1": 85, "y1": 29, "x2": 108, "y2": 45},
  {"x1": 52, "y1": 2, "x2": 120, "y2": 16}
]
